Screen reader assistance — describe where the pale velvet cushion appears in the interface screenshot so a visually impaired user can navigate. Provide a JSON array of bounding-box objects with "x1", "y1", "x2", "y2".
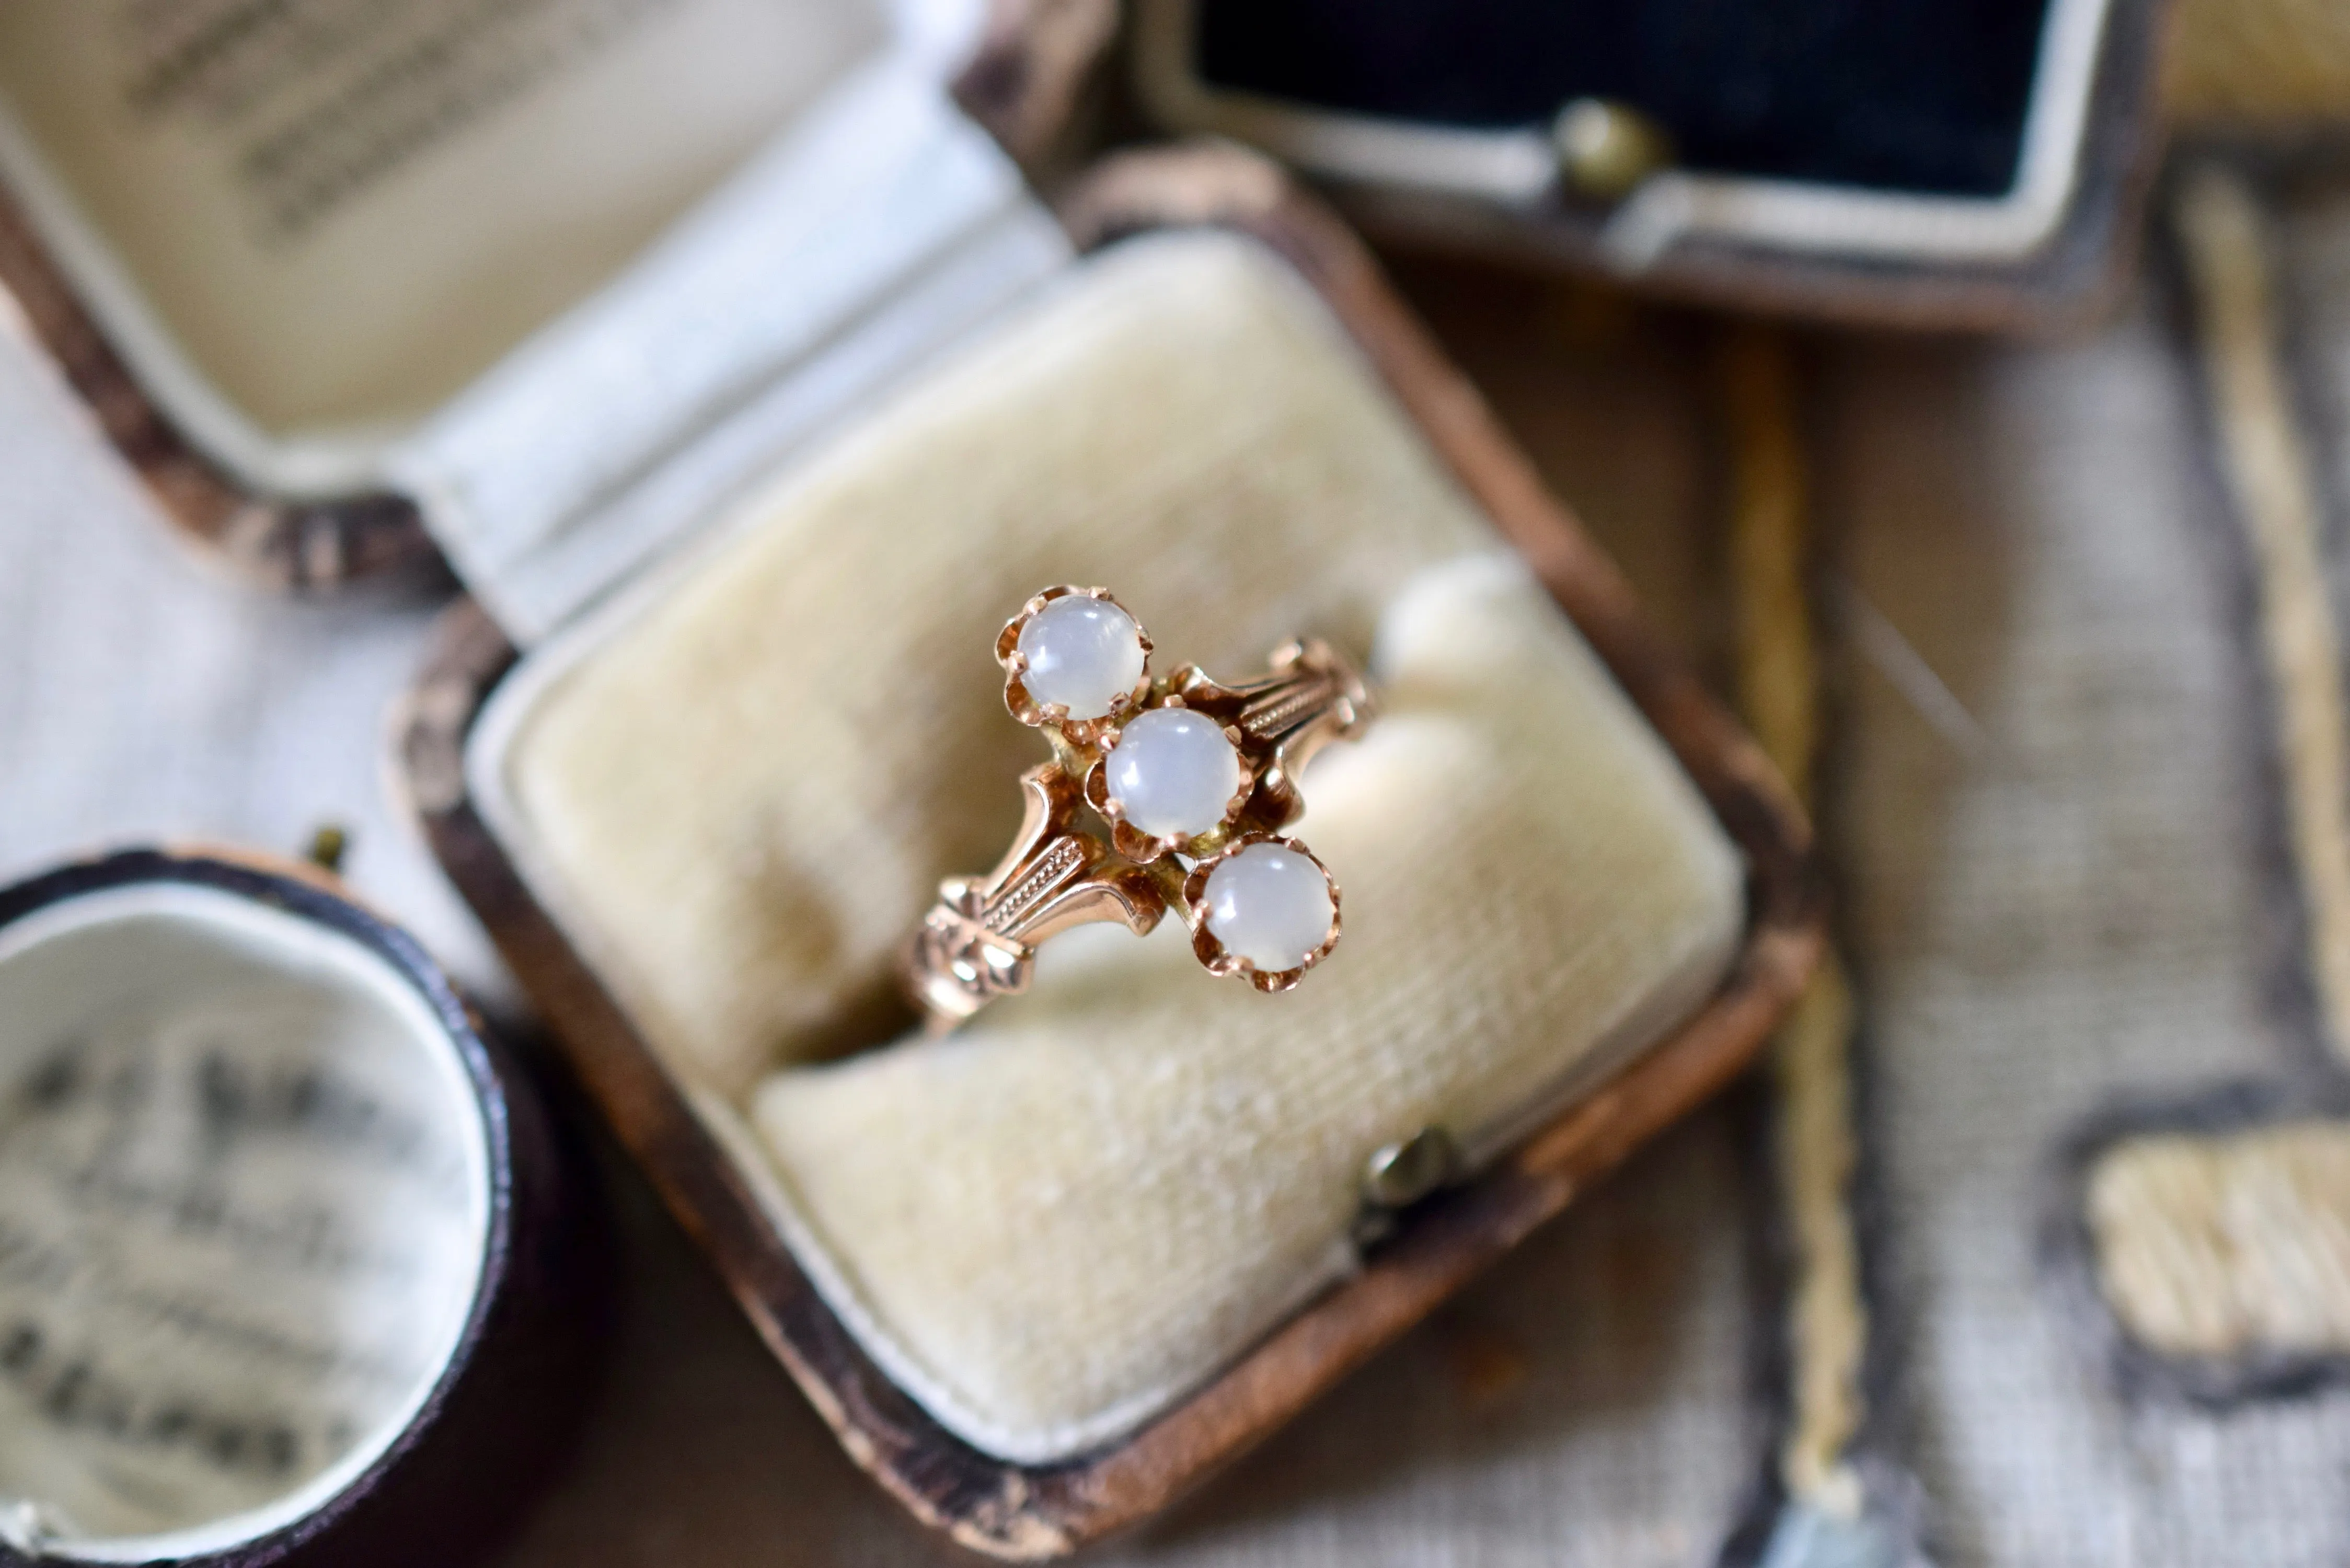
[{"x1": 475, "y1": 232, "x2": 1744, "y2": 1460}]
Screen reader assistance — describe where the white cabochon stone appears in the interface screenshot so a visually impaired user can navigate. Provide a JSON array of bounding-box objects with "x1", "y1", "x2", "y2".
[
  {"x1": 1202, "y1": 842, "x2": 1335, "y2": 972},
  {"x1": 1017, "y1": 596, "x2": 1146, "y2": 719},
  {"x1": 1104, "y1": 708, "x2": 1244, "y2": 839}
]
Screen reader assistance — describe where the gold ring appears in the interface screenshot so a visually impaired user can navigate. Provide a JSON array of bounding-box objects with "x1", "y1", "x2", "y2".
[{"x1": 903, "y1": 586, "x2": 1374, "y2": 1031}]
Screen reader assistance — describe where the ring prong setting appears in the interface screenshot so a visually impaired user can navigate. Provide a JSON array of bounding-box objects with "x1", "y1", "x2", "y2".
[
  {"x1": 913, "y1": 590, "x2": 1367, "y2": 1027},
  {"x1": 999, "y1": 585, "x2": 1153, "y2": 748},
  {"x1": 1183, "y1": 834, "x2": 1343, "y2": 991}
]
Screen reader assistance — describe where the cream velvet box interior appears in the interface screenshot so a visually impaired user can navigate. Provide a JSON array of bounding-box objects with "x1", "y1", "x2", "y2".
[{"x1": 464, "y1": 229, "x2": 1747, "y2": 1463}]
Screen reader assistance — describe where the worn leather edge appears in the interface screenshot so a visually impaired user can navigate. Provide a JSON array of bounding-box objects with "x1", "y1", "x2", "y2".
[{"x1": 0, "y1": 187, "x2": 436, "y2": 593}]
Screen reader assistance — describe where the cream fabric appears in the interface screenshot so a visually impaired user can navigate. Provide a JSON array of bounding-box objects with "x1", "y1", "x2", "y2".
[
  {"x1": 2089, "y1": 1125, "x2": 2350, "y2": 1358},
  {"x1": 475, "y1": 232, "x2": 1743, "y2": 1459},
  {"x1": 481, "y1": 231, "x2": 1507, "y2": 1093}
]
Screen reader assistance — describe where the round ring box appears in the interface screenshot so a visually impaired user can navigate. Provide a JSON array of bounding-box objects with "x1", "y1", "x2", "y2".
[{"x1": 0, "y1": 848, "x2": 603, "y2": 1568}]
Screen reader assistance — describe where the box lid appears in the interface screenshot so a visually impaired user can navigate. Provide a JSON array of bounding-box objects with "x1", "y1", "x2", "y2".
[{"x1": 0, "y1": 0, "x2": 1100, "y2": 618}]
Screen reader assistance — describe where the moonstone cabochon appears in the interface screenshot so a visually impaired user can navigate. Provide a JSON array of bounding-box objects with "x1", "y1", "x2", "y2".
[
  {"x1": 1103, "y1": 708, "x2": 1245, "y2": 838},
  {"x1": 1016, "y1": 595, "x2": 1147, "y2": 719},
  {"x1": 1202, "y1": 841, "x2": 1336, "y2": 971}
]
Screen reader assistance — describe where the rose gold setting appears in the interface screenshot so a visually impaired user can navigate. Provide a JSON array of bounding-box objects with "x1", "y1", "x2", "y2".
[
  {"x1": 903, "y1": 765, "x2": 1168, "y2": 1031},
  {"x1": 1180, "y1": 833, "x2": 1344, "y2": 993},
  {"x1": 997, "y1": 584, "x2": 1155, "y2": 751},
  {"x1": 1081, "y1": 704, "x2": 1256, "y2": 864},
  {"x1": 905, "y1": 590, "x2": 1376, "y2": 1030},
  {"x1": 1167, "y1": 638, "x2": 1376, "y2": 832}
]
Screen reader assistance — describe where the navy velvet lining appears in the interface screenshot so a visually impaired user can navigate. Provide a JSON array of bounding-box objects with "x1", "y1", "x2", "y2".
[{"x1": 1193, "y1": 0, "x2": 2054, "y2": 198}]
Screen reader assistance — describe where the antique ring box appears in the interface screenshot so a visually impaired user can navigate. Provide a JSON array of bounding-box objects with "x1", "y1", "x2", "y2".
[
  {"x1": 0, "y1": 0, "x2": 1821, "y2": 1555},
  {"x1": 1131, "y1": 0, "x2": 2175, "y2": 330},
  {"x1": 0, "y1": 849, "x2": 595, "y2": 1568}
]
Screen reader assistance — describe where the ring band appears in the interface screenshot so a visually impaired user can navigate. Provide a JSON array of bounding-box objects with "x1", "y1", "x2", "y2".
[{"x1": 904, "y1": 587, "x2": 1374, "y2": 1031}]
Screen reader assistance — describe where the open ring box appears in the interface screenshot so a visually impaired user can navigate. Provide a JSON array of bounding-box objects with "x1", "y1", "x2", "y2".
[
  {"x1": 1130, "y1": 0, "x2": 2174, "y2": 331},
  {"x1": 0, "y1": 850, "x2": 595, "y2": 1568},
  {"x1": 0, "y1": 0, "x2": 1821, "y2": 1555}
]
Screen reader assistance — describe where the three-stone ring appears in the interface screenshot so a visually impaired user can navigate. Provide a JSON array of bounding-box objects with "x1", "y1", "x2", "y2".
[{"x1": 902, "y1": 585, "x2": 1375, "y2": 1031}]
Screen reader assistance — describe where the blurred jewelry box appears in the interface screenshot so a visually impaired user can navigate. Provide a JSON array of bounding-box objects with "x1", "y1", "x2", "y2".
[
  {"x1": 1130, "y1": 0, "x2": 2175, "y2": 332},
  {"x1": 0, "y1": 0, "x2": 1819, "y2": 1557}
]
